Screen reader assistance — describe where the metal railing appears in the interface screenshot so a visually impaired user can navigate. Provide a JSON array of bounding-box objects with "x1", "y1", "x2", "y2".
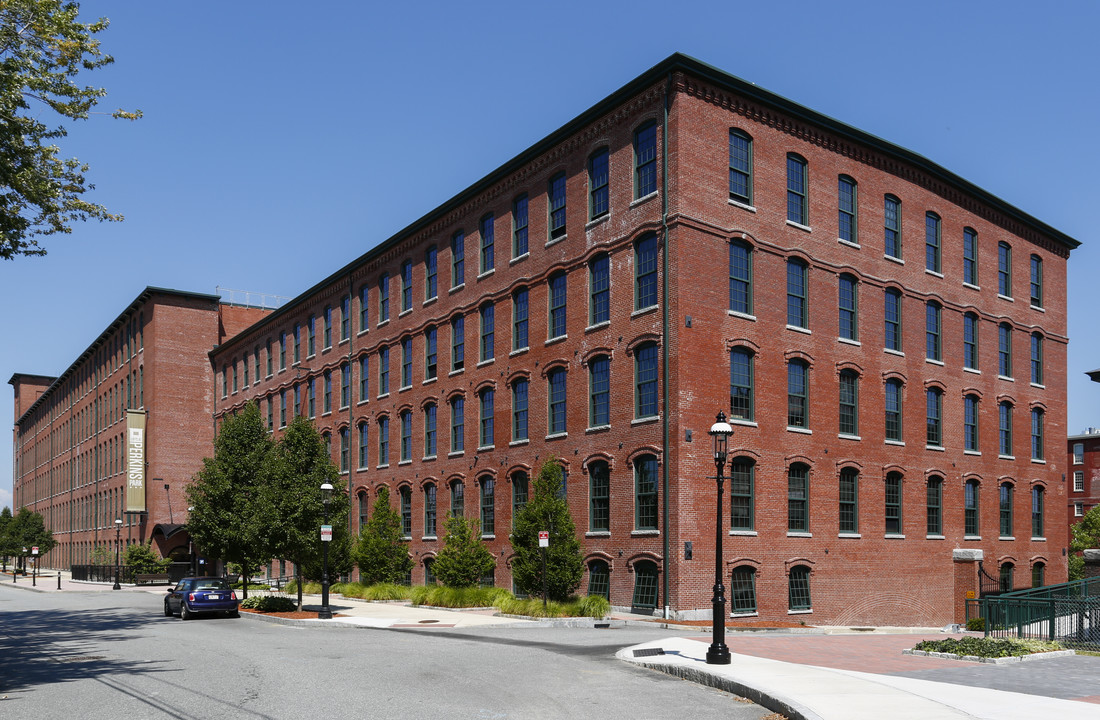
[
  {"x1": 70, "y1": 562, "x2": 193, "y2": 584},
  {"x1": 967, "y1": 577, "x2": 1100, "y2": 651}
]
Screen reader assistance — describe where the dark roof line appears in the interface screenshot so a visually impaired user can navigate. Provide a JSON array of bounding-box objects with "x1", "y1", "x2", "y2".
[
  {"x1": 13, "y1": 286, "x2": 222, "y2": 425},
  {"x1": 209, "y1": 52, "x2": 1083, "y2": 350}
]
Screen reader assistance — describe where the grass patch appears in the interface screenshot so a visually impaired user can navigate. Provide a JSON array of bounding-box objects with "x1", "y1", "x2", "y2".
[
  {"x1": 913, "y1": 637, "x2": 1061, "y2": 658},
  {"x1": 408, "y1": 585, "x2": 610, "y2": 618},
  {"x1": 283, "y1": 579, "x2": 323, "y2": 595},
  {"x1": 333, "y1": 582, "x2": 412, "y2": 601}
]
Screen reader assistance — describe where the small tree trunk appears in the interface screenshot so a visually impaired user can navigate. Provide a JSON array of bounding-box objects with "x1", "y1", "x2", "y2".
[
  {"x1": 242, "y1": 571, "x2": 250, "y2": 600},
  {"x1": 296, "y1": 564, "x2": 303, "y2": 611}
]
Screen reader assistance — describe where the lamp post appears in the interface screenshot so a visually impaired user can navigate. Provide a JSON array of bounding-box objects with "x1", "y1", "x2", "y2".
[
  {"x1": 706, "y1": 412, "x2": 733, "y2": 665},
  {"x1": 319, "y1": 482, "x2": 333, "y2": 620},
  {"x1": 112, "y1": 518, "x2": 123, "y2": 590}
]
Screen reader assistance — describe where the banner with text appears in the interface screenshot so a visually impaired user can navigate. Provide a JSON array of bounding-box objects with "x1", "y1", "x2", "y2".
[{"x1": 125, "y1": 410, "x2": 147, "y2": 513}]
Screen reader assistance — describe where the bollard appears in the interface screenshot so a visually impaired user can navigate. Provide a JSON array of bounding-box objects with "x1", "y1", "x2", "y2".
[{"x1": 57, "y1": 573, "x2": 62, "y2": 590}]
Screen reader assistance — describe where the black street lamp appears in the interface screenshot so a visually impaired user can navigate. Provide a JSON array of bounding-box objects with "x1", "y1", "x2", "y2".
[
  {"x1": 112, "y1": 518, "x2": 123, "y2": 590},
  {"x1": 706, "y1": 412, "x2": 733, "y2": 665},
  {"x1": 319, "y1": 482, "x2": 333, "y2": 620}
]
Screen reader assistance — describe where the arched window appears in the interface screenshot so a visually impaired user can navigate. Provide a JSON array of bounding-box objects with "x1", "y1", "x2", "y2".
[
  {"x1": 838, "y1": 370, "x2": 859, "y2": 436},
  {"x1": 925, "y1": 212, "x2": 941, "y2": 273},
  {"x1": 589, "y1": 253, "x2": 610, "y2": 325},
  {"x1": 729, "y1": 129, "x2": 753, "y2": 205},
  {"x1": 730, "y1": 458, "x2": 754, "y2": 531},
  {"x1": 511, "y1": 470, "x2": 529, "y2": 530},
  {"x1": 963, "y1": 313, "x2": 979, "y2": 370},
  {"x1": 631, "y1": 560, "x2": 659, "y2": 610},
  {"x1": 999, "y1": 562, "x2": 1014, "y2": 593},
  {"x1": 589, "y1": 460, "x2": 610, "y2": 532},
  {"x1": 450, "y1": 480, "x2": 464, "y2": 518},
  {"x1": 589, "y1": 355, "x2": 610, "y2": 428},
  {"x1": 1032, "y1": 561, "x2": 1045, "y2": 589},
  {"x1": 635, "y1": 343, "x2": 659, "y2": 420},
  {"x1": 588, "y1": 559, "x2": 610, "y2": 600},
  {"x1": 731, "y1": 566, "x2": 757, "y2": 614},
  {"x1": 839, "y1": 468, "x2": 859, "y2": 534},
  {"x1": 787, "y1": 359, "x2": 808, "y2": 429},
  {"x1": 788, "y1": 463, "x2": 809, "y2": 532},
  {"x1": 884, "y1": 194, "x2": 901, "y2": 259},
  {"x1": 400, "y1": 486, "x2": 412, "y2": 538},
  {"x1": 999, "y1": 402, "x2": 1013, "y2": 456},
  {"x1": 786, "y1": 153, "x2": 807, "y2": 224},
  {"x1": 838, "y1": 273, "x2": 858, "y2": 340},
  {"x1": 1000, "y1": 482, "x2": 1014, "y2": 537},
  {"x1": 424, "y1": 483, "x2": 437, "y2": 537},
  {"x1": 787, "y1": 258, "x2": 808, "y2": 328},
  {"x1": 480, "y1": 476, "x2": 495, "y2": 536},
  {"x1": 634, "y1": 121, "x2": 657, "y2": 199},
  {"x1": 730, "y1": 347, "x2": 754, "y2": 422},
  {"x1": 424, "y1": 557, "x2": 437, "y2": 585},
  {"x1": 548, "y1": 367, "x2": 567, "y2": 434},
  {"x1": 635, "y1": 233, "x2": 658, "y2": 311},
  {"x1": 885, "y1": 472, "x2": 903, "y2": 534},
  {"x1": 1031, "y1": 333, "x2": 1044, "y2": 385},
  {"x1": 999, "y1": 323, "x2": 1013, "y2": 378},
  {"x1": 357, "y1": 491, "x2": 368, "y2": 531},
  {"x1": 1030, "y1": 254, "x2": 1043, "y2": 308},
  {"x1": 998, "y1": 242, "x2": 1013, "y2": 297},
  {"x1": 926, "y1": 476, "x2": 943, "y2": 535},
  {"x1": 729, "y1": 239, "x2": 753, "y2": 315},
  {"x1": 1031, "y1": 408, "x2": 1044, "y2": 461},
  {"x1": 926, "y1": 388, "x2": 943, "y2": 447},
  {"x1": 885, "y1": 379, "x2": 903, "y2": 442},
  {"x1": 965, "y1": 479, "x2": 980, "y2": 537},
  {"x1": 1031, "y1": 485, "x2": 1045, "y2": 538},
  {"x1": 789, "y1": 565, "x2": 812, "y2": 611},
  {"x1": 838, "y1": 176, "x2": 857, "y2": 244},
  {"x1": 588, "y1": 147, "x2": 609, "y2": 220},
  {"x1": 634, "y1": 455, "x2": 659, "y2": 531}
]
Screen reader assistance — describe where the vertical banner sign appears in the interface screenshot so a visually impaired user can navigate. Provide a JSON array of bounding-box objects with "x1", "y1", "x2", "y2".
[{"x1": 125, "y1": 410, "x2": 147, "y2": 513}]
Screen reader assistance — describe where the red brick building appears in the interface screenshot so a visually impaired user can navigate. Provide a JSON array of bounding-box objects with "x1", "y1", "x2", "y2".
[
  {"x1": 9, "y1": 288, "x2": 270, "y2": 568},
  {"x1": 209, "y1": 55, "x2": 1078, "y2": 625},
  {"x1": 1068, "y1": 429, "x2": 1100, "y2": 541}
]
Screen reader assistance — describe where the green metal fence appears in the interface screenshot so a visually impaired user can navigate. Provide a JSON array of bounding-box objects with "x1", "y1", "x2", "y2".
[{"x1": 967, "y1": 577, "x2": 1100, "y2": 651}]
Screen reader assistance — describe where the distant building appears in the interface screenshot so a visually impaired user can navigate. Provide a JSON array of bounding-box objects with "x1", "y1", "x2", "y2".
[
  {"x1": 1068, "y1": 428, "x2": 1100, "y2": 541},
  {"x1": 9, "y1": 288, "x2": 270, "y2": 567},
  {"x1": 208, "y1": 54, "x2": 1078, "y2": 624}
]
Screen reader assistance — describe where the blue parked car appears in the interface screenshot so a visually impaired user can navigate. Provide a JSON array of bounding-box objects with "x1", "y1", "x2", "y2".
[{"x1": 164, "y1": 577, "x2": 240, "y2": 620}]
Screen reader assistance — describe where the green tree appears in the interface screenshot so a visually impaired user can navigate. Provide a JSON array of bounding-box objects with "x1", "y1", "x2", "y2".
[
  {"x1": 7, "y1": 507, "x2": 57, "y2": 571},
  {"x1": 123, "y1": 541, "x2": 169, "y2": 575},
  {"x1": 510, "y1": 458, "x2": 583, "y2": 601},
  {"x1": 186, "y1": 402, "x2": 273, "y2": 598},
  {"x1": 354, "y1": 486, "x2": 413, "y2": 586},
  {"x1": 0, "y1": 507, "x2": 15, "y2": 570},
  {"x1": 1069, "y1": 506, "x2": 1100, "y2": 580},
  {"x1": 0, "y1": 0, "x2": 141, "y2": 259},
  {"x1": 432, "y1": 515, "x2": 495, "y2": 588},
  {"x1": 263, "y1": 415, "x2": 349, "y2": 609},
  {"x1": 90, "y1": 544, "x2": 113, "y2": 565}
]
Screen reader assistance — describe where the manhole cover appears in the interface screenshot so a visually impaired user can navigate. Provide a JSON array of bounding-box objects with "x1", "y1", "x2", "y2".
[
  {"x1": 418, "y1": 619, "x2": 439, "y2": 624},
  {"x1": 633, "y1": 647, "x2": 665, "y2": 657}
]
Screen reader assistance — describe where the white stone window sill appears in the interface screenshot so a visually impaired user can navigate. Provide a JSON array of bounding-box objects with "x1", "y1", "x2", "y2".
[
  {"x1": 884, "y1": 255, "x2": 904, "y2": 265},
  {"x1": 786, "y1": 220, "x2": 811, "y2": 232},
  {"x1": 728, "y1": 311, "x2": 756, "y2": 321},
  {"x1": 787, "y1": 532, "x2": 812, "y2": 538},
  {"x1": 728, "y1": 199, "x2": 756, "y2": 212},
  {"x1": 787, "y1": 325, "x2": 811, "y2": 335},
  {"x1": 788, "y1": 427, "x2": 811, "y2": 434},
  {"x1": 729, "y1": 530, "x2": 757, "y2": 536}
]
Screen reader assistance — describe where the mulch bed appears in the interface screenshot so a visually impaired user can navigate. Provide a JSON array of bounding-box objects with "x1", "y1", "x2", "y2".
[{"x1": 240, "y1": 608, "x2": 346, "y2": 620}]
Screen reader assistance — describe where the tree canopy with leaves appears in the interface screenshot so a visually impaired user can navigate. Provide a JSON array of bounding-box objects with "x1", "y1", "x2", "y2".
[
  {"x1": 0, "y1": 0, "x2": 141, "y2": 259},
  {"x1": 353, "y1": 486, "x2": 413, "y2": 586},
  {"x1": 2, "y1": 507, "x2": 57, "y2": 569},
  {"x1": 1070, "y1": 505, "x2": 1100, "y2": 580},
  {"x1": 186, "y1": 402, "x2": 273, "y2": 595},
  {"x1": 510, "y1": 458, "x2": 583, "y2": 601},
  {"x1": 432, "y1": 515, "x2": 495, "y2": 588}
]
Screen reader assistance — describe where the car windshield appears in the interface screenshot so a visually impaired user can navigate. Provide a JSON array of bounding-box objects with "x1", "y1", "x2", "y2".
[{"x1": 193, "y1": 580, "x2": 229, "y2": 591}]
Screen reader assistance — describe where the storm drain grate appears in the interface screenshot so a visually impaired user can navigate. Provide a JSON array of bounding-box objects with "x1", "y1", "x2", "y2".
[
  {"x1": 632, "y1": 647, "x2": 665, "y2": 658},
  {"x1": 50, "y1": 655, "x2": 105, "y2": 663}
]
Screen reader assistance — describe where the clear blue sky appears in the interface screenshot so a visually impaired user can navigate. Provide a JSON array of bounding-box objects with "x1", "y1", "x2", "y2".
[{"x1": 3, "y1": 0, "x2": 1098, "y2": 510}]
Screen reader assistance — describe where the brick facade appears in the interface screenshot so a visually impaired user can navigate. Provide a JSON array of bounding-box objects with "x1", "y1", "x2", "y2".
[
  {"x1": 210, "y1": 56, "x2": 1078, "y2": 624},
  {"x1": 1067, "y1": 430, "x2": 1100, "y2": 544},
  {"x1": 9, "y1": 288, "x2": 270, "y2": 566}
]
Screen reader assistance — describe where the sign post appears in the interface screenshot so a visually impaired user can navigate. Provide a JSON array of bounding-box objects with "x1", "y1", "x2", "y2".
[
  {"x1": 31, "y1": 546, "x2": 38, "y2": 587},
  {"x1": 320, "y1": 525, "x2": 333, "y2": 542},
  {"x1": 538, "y1": 531, "x2": 549, "y2": 609}
]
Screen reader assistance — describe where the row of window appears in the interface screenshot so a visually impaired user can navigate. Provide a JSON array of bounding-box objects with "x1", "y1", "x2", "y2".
[
  {"x1": 732, "y1": 348, "x2": 1048, "y2": 459},
  {"x1": 727, "y1": 460, "x2": 1047, "y2": 539},
  {"x1": 731, "y1": 130, "x2": 1045, "y2": 306},
  {"x1": 353, "y1": 457, "x2": 660, "y2": 539},
  {"x1": 733, "y1": 244, "x2": 1048, "y2": 380},
  {"x1": 221, "y1": 234, "x2": 660, "y2": 399}
]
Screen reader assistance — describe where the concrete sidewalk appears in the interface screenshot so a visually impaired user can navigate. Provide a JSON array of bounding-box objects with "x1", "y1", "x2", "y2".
[{"x1": 619, "y1": 636, "x2": 1100, "y2": 720}]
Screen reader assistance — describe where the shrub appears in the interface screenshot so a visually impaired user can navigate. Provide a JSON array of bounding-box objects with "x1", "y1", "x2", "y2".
[
  {"x1": 510, "y1": 458, "x2": 583, "y2": 601},
  {"x1": 362, "y1": 583, "x2": 412, "y2": 601},
  {"x1": 123, "y1": 541, "x2": 170, "y2": 575},
  {"x1": 240, "y1": 595, "x2": 297, "y2": 612},
  {"x1": 431, "y1": 515, "x2": 496, "y2": 588},
  {"x1": 913, "y1": 637, "x2": 1059, "y2": 658},
  {"x1": 354, "y1": 487, "x2": 414, "y2": 585},
  {"x1": 966, "y1": 617, "x2": 986, "y2": 632},
  {"x1": 410, "y1": 585, "x2": 500, "y2": 608}
]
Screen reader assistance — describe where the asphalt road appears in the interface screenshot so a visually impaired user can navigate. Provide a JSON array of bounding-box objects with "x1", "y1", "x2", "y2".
[{"x1": 0, "y1": 585, "x2": 775, "y2": 720}]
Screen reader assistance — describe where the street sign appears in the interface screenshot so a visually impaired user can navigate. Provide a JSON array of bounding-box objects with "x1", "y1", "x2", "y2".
[
  {"x1": 538, "y1": 531, "x2": 549, "y2": 548},
  {"x1": 31, "y1": 547, "x2": 38, "y2": 555},
  {"x1": 320, "y1": 525, "x2": 333, "y2": 542}
]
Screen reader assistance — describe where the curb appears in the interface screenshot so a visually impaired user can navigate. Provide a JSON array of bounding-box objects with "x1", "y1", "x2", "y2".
[
  {"x1": 902, "y1": 648, "x2": 1076, "y2": 664},
  {"x1": 620, "y1": 650, "x2": 820, "y2": 720}
]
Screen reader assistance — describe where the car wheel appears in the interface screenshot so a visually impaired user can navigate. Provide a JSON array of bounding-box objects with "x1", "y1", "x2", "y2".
[
  {"x1": 164, "y1": 601, "x2": 173, "y2": 617},
  {"x1": 181, "y1": 604, "x2": 192, "y2": 621},
  {"x1": 227, "y1": 610, "x2": 240, "y2": 618}
]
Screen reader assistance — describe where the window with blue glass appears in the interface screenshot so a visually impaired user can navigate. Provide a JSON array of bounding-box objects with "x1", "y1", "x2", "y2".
[
  {"x1": 925, "y1": 212, "x2": 941, "y2": 273},
  {"x1": 378, "y1": 415, "x2": 389, "y2": 466},
  {"x1": 635, "y1": 343, "x2": 658, "y2": 419},
  {"x1": 358, "y1": 422, "x2": 368, "y2": 468},
  {"x1": 424, "y1": 403, "x2": 437, "y2": 457},
  {"x1": 359, "y1": 286, "x2": 369, "y2": 332},
  {"x1": 788, "y1": 463, "x2": 809, "y2": 532},
  {"x1": 838, "y1": 274, "x2": 858, "y2": 341},
  {"x1": 293, "y1": 324, "x2": 301, "y2": 364},
  {"x1": 1031, "y1": 408, "x2": 1044, "y2": 461},
  {"x1": 451, "y1": 396, "x2": 464, "y2": 452},
  {"x1": 424, "y1": 483, "x2": 436, "y2": 536},
  {"x1": 401, "y1": 337, "x2": 412, "y2": 389},
  {"x1": 963, "y1": 228, "x2": 978, "y2": 285},
  {"x1": 548, "y1": 272, "x2": 567, "y2": 339},
  {"x1": 728, "y1": 129, "x2": 752, "y2": 205},
  {"x1": 839, "y1": 468, "x2": 858, "y2": 533},
  {"x1": 730, "y1": 347, "x2": 753, "y2": 422},
  {"x1": 786, "y1": 154, "x2": 807, "y2": 225},
  {"x1": 341, "y1": 295, "x2": 351, "y2": 339},
  {"x1": 451, "y1": 315, "x2": 464, "y2": 372},
  {"x1": 589, "y1": 254, "x2": 609, "y2": 325},
  {"x1": 787, "y1": 359, "x2": 808, "y2": 429},
  {"x1": 480, "y1": 476, "x2": 495, "y2": 536},
  {"x1": 589, "y1": 460, "x2": 610, "y2": 532},
  {"x1": 634, "y1": 454, "x2": 658, "y2": 530},
  {"x1": 400, "y1": 410, "x2": 411, "y2": 462},
  {"x1": 548, "y1": 172, "x2": 567, "y2": 240},
  {"x1": 379, "y1": 346, "x2": 390, "y2": 395},
  {"x1": 838, "y1": 176, "x2": 857, "y2": 244},
  {"x1": 548, "y1": 367, "x2": 567, "y2": 435},
  {"x1": 450, "y1": 480, "x2": 464, "y2": 518},
  {"x1": 1030, "y1": 254, "x2": 1043, "y2": 307},
  {"x1": 512, "y1": 378, "x2": 528, "y2": 442},
  {"x1": 1031, "y1": 332, "x2": 1043, "y2": 385},
  {"x1": 425, "y1": 246, "x2": 438, "y2": 301},
  {"x1": 323, "y1": 370, "x2": 332, "y2": 413},
  {"x1": 589, "y1": 148, "x2": 609, "y2": 220},
  {"x1": 885, "y1": 379, "x2": 902, "y2": 441},
  {"x1": 378, "y1": 274, "x2": 390, "y2": 323},
  {"x1": 998, "y1": 242, "x2": 1012, "y2": 296},
  {"x1": 964, "y1": 394, "x2": 979, "y2": 451},
  {"x1": 480, "y1": 214, "x2": 494, "y2": 274},
  {"x1": 635, "y1": 233, "x2": 658, "y2": 310},
  {"x1": 634, "y1": 121, "x2": 657, "y2": 198},
  {"x1": 787, "y1": 258, "x2": 808, "y2": 328},
  {"x1": 729, "y1": 240, "x2": 752, "y2": 315},
  {"x1": 308, "y1": 377, "x2": 316, "y2": 417},
  {"x1": 279, "y1": 331, "x2": 287, "y2": 369},
  {"x1": 451, "y1": 231, "x2": 465, "y2": 288},
  {"x1": 513, "y1": 288, "x2": 528, "y2": 351},
  {"x1": 479, "y1": 388, "x2": 494, "y2": 447},
  {"x1": 926, "y1": 302, "x2": 941, "y2": 361},
  {"x1": 358, "y1": 356, "x2": 368, "y2": 402},
  {"x1": 400, "y1": 262, "x2": 412, "y2": 313},
  {"x1": 340, "y1": 362, "x2": 350, "y2": 407},
  {"x1": 400, "y1": 486, "x2": 412, "y2": 538},
  {"x1": 838, "y1": 370, "x2": 859, "y2": 437},
  {"x1": 480, "y1": 303, "x2": 494, "y2": 363},
  {"x1": 730, "y1": 458, "x2": 754, "y2": 530},
  {"x1": 884, "y1": 195, "x2": 901, "y2": 259},
  {"x1": 425, "y1": 326, "x2": 437, "y2": 380},
  {"x1": 589, "y1": 355, "x2": 610, "y2": 427},
  {"x1": 999, "y1": 402, "x2": 1013, "y2": 456},
  {"x1": 963, "y1": 313, "x2": 979, "y2": 370},
  {"x1": 926, "y1": 388, "x2": 942, "y2": 447},
  {"x1": 884, "y1": 288, "x2": 902, "y2": 352},
  {"x1": 998, "y1": 323, "x2": 1013, "y2": 377},
  {"x1": 512, "y1": 194, "x2": 528, "y2": 258}
]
